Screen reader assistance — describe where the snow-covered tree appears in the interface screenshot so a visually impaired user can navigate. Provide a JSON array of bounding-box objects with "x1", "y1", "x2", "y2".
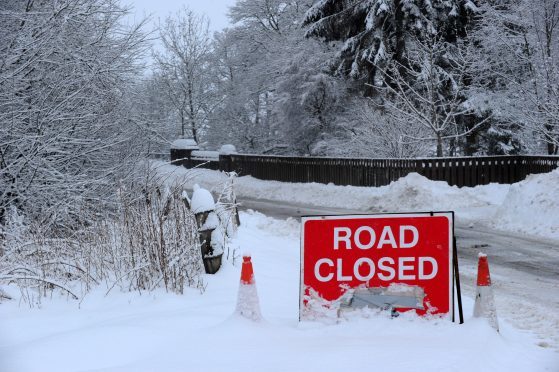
[
  {"x1": 465, "y1": 0, "x2": 559, "y2": 155},
  {"x1": 205, "y1": 0, "x2": 322, "y2": 153},
  {"x1": 303, "y1": 0, "x2": 477, "y2": 93},
  {"x1": 511, "y1": 0, "x2": 559, "y2": 154},
  {"x1": 272, "y1": 42, "x2": 352, "y2": 155},
  {"x1": 377, "y1": 33, "x2": 494, "y2": 156},
  {"x1": 0, "y1": 0, "x2": 148, "y2": 227},
  {"x1": 170, "y1": 0, "x2": 557, "y2": 157},
  {"x1": 130, "y1": 74, "x2": 177, "y2": 157},
  {"x1": 154, "y1": 8, "x2": 214, "y2": 142},
  {"x1": 205, "y1": 28, "x2": 269, "y2": 152},
  {"x1": 206, "y1": 0, "x2": 376, "y2": 156}
]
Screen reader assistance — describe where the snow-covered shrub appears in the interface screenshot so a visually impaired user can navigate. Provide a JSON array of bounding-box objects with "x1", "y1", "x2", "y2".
[
  {"x1": 0, "y1": 162, "x2": 247, "y2": 303},
  {"x1": 109, "y1": 183, "x2": 204, "y2": 294},
  {"x1": 0, "y1": 212, "x2": 99, "y2": 305},
  {"x1": 0, "y1": 178, "x2": 205, "y2": 305}
]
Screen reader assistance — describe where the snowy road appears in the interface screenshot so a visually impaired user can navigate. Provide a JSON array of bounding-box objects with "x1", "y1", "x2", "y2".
[
  {"x1": 237, "y1": 196, "x2": 559, "y2": 276},
  {"x1": 238, "y1": 196, "x2": 559, "y2": 349}
]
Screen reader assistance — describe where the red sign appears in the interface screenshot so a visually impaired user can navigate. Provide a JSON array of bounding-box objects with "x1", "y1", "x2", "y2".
[{"x1": 300, "y1": 212, "x2": 454, "y2": 319}]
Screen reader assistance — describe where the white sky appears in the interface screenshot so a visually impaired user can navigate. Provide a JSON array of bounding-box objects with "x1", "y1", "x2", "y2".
[
  {"x1": 124, "y1": 0, "x2": 237, "y2": 68},
  {"x1": 126, "y1": 0, "x2": 237, "y2": 32}
]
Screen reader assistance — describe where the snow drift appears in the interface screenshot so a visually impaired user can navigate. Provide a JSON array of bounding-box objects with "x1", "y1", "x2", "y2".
[{"x1": 492, "y1": 168, "x2": 559, "y2": 240}]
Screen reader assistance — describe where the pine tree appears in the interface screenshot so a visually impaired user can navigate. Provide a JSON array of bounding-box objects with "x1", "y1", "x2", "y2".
[{"x1": 303, "y1": 0, "x2": 476, "y2": 94}]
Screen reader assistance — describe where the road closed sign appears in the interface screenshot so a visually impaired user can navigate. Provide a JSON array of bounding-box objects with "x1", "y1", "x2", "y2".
[{"x1": 300, "y1": 212, "x2": 454, "y2": 319}]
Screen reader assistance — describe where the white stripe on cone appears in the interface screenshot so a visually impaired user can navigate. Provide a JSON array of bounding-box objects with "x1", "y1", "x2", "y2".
[
  {"x1": 235, "y1": 282, "x2": 262, "y2": 321},
  {"x1": 474, "y1": 253, "x2": 499, "y2": 331},
  {"x1": 235, "y1": 256, "x2": 262, "y2": 321},
  {"x1": 474, "y1": 285, "x2": 499, "y2": 331}
]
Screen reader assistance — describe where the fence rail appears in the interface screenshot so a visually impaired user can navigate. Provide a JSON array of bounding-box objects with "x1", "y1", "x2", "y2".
[{"x1": 170, "y1": 149, "x2": 559, "y2": 188}]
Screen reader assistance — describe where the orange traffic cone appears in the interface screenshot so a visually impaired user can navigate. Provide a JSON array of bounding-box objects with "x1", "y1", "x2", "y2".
[
  {"x1": 235, "y1": 255, "x2": 262, "y2": 321},
  {"x1": 473, "y1": 253, "x2": 498, "y2": 331}
]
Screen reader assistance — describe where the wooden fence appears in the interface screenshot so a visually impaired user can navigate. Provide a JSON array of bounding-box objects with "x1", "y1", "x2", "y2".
[{"x1": 171, "y1": 150, "x2": 559, "y2": 188}]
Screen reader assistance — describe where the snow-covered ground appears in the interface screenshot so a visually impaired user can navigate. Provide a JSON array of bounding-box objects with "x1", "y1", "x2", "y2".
[
  {"x1": 1, "y1": 211, "x2": 557, "y2": 372},
  {"x1": 155, "y1": 161, "x2": 559, "y2": 241},
  {"x1": 2, "y1": 163, "x2": 557, "y2": 371}
]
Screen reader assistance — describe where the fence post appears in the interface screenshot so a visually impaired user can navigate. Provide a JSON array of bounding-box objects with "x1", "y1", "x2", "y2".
[{"x1": 218, "y1": 154, "x2": 230, "y2": 172}]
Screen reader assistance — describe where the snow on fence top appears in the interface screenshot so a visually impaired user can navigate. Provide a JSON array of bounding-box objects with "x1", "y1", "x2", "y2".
[
  {"x1": 191, "y1": 184, "x2": 215, "y2": 214},
  {"x1": 171, "y1": 138, "x2": 199, "y2": 150},
  {"x1": 219, "y1": 144, "x2": 237, "y2": 155},
  {"x1": 192, "y1": 150, "x2": 219, "y2": 160}
]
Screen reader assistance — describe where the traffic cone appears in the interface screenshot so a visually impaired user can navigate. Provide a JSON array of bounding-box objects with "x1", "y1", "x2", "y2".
[
  {"x1": 473, "y1": 253, "x2": 498, "y2": 331},
  {"x1": 235, "y1": 255, "x2": 262, "y2": 321}
]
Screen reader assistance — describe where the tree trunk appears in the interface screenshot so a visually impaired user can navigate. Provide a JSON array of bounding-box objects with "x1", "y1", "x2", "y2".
[
  {"x1": 188, "y1": 84, "x2": 197, "y2": 142},
  {"x1": 544, "y1": 122, "x2": 558, "y2": 154},
  {"x1": 180, "y1": 111, "x2": 185, "y2": 137},
  {"x1": 394, "y1": 0, "x2": 406, "y2": 66},
  {"x1": 547, "y1": 139, "x2": 558, "y2": 155},
  {"x1": 436, "y1": 133, "x2": 444, "y2": 157}
]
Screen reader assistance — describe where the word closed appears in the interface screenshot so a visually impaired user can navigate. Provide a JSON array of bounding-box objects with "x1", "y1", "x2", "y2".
[{"x1": 301, "y1": 213, "x2": 454, "y2": 318}]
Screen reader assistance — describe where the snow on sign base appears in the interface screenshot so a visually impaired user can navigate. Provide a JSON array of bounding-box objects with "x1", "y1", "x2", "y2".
[{"x1": 300, "y1": 212, "x2": 454, "y2": 320}]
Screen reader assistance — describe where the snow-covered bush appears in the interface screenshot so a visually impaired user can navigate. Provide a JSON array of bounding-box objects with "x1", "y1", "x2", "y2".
[
  {"x1": 109, "y1": 182, "x2": 204, "y2": 294},
  {"x1": 0, "y1": 177, "x2": 205, "y2": 305},
  {"x1": 0, "y1": 0, "x2": 149, "y2": 229}
]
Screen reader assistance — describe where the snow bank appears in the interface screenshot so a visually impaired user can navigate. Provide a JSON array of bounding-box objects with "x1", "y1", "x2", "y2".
[
  {"x1": 156, "y1": 161, "x2": 507, "y2": 219},
  {"x1": 154, "y1": 161, "x2": 559, "y2": 241},
  {"x1": 492, "y1": 169, "x2": 559, "y2": 240},
  {"x1": 363, "y1": 172, "x2": 505, "y2": 214}
]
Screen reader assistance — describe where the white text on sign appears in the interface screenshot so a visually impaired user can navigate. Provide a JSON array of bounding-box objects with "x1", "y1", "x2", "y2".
[{"x1": 315, "y1": 225, "x2": 438, "y2": 282}]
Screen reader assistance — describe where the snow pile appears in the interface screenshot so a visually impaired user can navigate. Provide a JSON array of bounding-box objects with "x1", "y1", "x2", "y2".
[
  {"x1": 250, "y1": 213, "x2": 301, "y2": 240},
  {"x1": 200, "y1": 211, "x2": 219, "y2": 231},
  {"x1": 190, "y1": 184, "x2": 215, "y2": 214},
  {"x1": 365, "y1": 172, "x2": 500, "y2": 214},
  {"x1": 492, "y1": 169, "x2": 559, "y2": 240},
  {"x1": 156, "y1": 161, "x2": 507, "y2": 220},
  {"x1": 219, "y1": 144, "x2": 237, "y2": 155},
  {"x1": 209, "y1": 226, "x2": 225, "y2": 257},
  {"x1": 170, "y1": 138, "x2": 199, "y2": 150},
  {"x1": 1, "y1": 210, "x2": 557, "y2": 372}
]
